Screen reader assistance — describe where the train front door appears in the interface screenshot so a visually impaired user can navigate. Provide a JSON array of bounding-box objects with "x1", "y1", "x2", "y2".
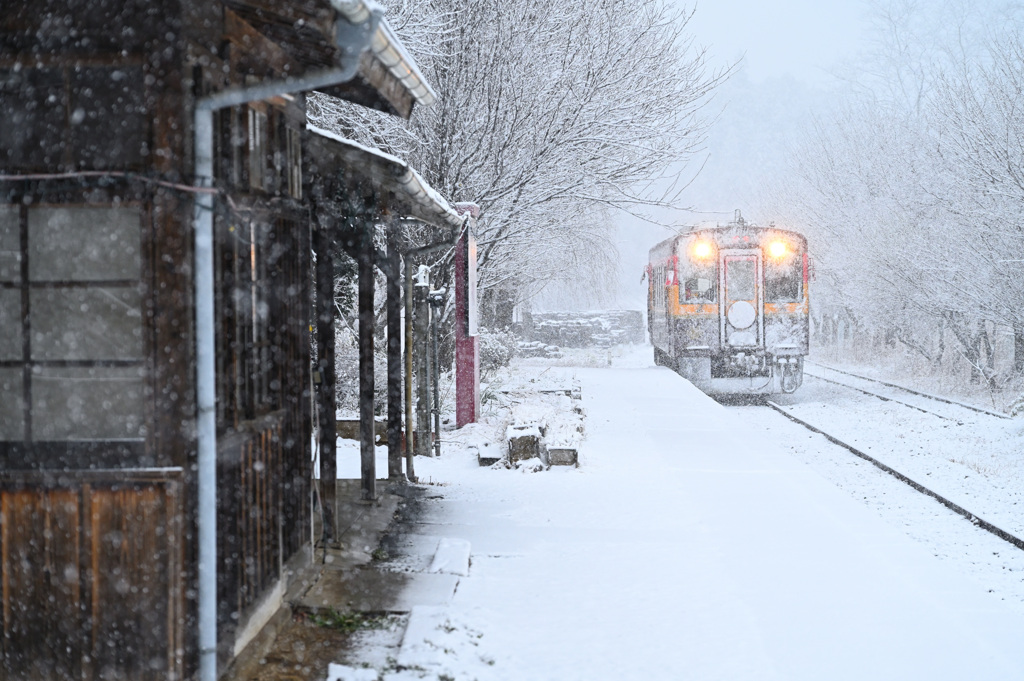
[{"x1": 720, "y1": 251, "x2": 762, "y2": 348}]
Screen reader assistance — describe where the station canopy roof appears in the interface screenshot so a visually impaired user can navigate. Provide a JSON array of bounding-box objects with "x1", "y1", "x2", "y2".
[
  {"x1": 307, "y1": 125, "x2": 465, "y2": 238},
  {"x1": 224, "y1": 0, "x2": 436, "y2": 118}
]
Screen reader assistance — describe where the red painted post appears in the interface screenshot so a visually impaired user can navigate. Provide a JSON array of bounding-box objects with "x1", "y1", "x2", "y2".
[{"x1": 454, "y1": 203, "x2": 480, "y2": 428}]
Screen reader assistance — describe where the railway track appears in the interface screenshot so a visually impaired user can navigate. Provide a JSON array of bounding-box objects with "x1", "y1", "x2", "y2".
[
  {"x1": 765, "y1": 394, "x2": 1024, "y2": 553},
  {"x1": 804, "y1": 360, "x2": 1010, "y2": 421}
]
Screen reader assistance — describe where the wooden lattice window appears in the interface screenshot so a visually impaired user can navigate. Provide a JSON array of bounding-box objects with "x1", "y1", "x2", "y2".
[
  {"x1": 0, "y1": 204, "x2": 146, "y2": 447},
  {"x1": 215, "y1": 217, "x2": 286, "y2": 429},
  {"x1": 286, "y1": 125, "x2": 302, "y2": 199},
  {"x1": 247, "y1": 106, "x2": 267, "y2": 192}
]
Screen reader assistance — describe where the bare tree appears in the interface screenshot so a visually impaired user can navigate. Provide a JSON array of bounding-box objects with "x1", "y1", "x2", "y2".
[
  {"x1": 931, "y1": 33, "x2": 1024, "y2": 370},
  {"x1": 311, "y1": 0, "x2": 723, "y2": 310},
  {"x1": 763, "y1": 0, "x2": 1024, "y2": 394}
]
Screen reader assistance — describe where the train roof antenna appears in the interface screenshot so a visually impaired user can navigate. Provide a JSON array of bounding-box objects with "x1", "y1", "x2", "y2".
[{"x1": 733, "y1": 209, "x2": 745, "y2": 226}]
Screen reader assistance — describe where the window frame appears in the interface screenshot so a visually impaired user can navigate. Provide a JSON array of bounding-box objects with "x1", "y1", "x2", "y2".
[
  {"x1": 764, "y1": 247, "x2": 804, "y2": 303},
  {"x1": 0, "y1": 202, "x2": 149, "y2": 451}
]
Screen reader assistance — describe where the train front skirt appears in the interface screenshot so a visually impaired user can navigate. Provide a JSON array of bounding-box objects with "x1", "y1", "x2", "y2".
[{"x1": 674, "y1": 354, "x2": 804, "y2": 396}]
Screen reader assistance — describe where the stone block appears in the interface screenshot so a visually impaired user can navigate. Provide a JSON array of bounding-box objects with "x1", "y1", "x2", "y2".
[
  {"x1": 546, "y1": 448, "x2": 578, "y2": 466},
  {"x1": 506, "y1": 424, "x2": 542, "y2": 463},
  {"x1": 474, "y1": 442, "x2": 503, "y2": 466}
]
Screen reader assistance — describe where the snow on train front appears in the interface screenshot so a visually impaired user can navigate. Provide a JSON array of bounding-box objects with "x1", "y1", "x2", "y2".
[{"x1": 647, "y1": 214, "x2": 809, "y2": 395}]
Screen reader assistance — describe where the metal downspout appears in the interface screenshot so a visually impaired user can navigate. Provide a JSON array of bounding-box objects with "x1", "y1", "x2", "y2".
[
  {"x1": 192, "y1": 104, "x2": 219, "y2": 681},
  {"x1": 192, "y1": 13, "x2": 379, "y2": 681}
]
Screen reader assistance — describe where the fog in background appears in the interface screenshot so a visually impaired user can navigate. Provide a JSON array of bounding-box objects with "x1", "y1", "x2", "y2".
[{"x1": 536, "y1": 0, "x2": 869, "y2": 311}]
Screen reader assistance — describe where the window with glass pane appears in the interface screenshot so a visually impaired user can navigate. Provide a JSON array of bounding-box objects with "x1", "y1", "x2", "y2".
[
  {"x1": 287, "y1": 126, "x2": 302, "y2": 199},
  {"x1": 0, "y1": 204, "x2": 20, "y2": 281},
  {"x1": 765, "y1": 249, "x2": 803, "y2": 303},
  {"x1": 248, "y1": 107, "x2": 267, "y2": 191},
  {"x1": 0, "y1": 368, "x2": 23, "y2": 440},
  {"x1": 215, "y1": 218, "x2": 281, "y2": 427},
  {"x1": 680, "y1": 256, "x2": 717, "y2": 303},
  {"x1": 0, "y1": 204, "x2": 145, "y2": 444},
  {"x1": 726, "y1": 258, "x2": 756, "y2": 302},
  {"x1": 0, "y1": 205, "x2": 24, "y2": 442}
]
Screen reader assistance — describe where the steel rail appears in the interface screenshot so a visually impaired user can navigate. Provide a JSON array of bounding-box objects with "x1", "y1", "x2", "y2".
[
  {"x1": 803, "y1": 372, "x2": 956, "y2": 421},
  {"x1": 806, "y1": 360, "x2": 1010, "y2": 419},
  {"x1": 765, "y1": 401, "x2": 1024, "y2": 553}
]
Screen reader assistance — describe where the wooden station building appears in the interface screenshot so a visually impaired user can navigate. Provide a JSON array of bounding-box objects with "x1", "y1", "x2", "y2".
[{"x1": 0, "y1": 1, "x2": 459, "y2": 679}]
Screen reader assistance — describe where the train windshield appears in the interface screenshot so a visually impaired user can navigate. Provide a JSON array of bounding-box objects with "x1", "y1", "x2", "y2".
[
  {"x1": 765, "y1": 244, "x2": 803, "y2": 302},
  {"x1": 683, "y1": 274, "x2": 715, "y2": 301},
  {"x1": 725, "y1": 257, "x2": 756, "y2": 301}
]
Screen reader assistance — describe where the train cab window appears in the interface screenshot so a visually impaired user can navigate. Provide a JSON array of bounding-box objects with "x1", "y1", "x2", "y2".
[
  {"x1": 765, "y1": 249, "x2": 802, "y2": 302},
  {"x1": 680, "y1": 259, "x2": 716, "y2": 302},
  {"x1": 725, "y1": 258, "x2": 756, "y2": 302},
  {"x1": 680, "y1": 237, "x2": 717, "y2": 302},
  {"x1": 683, "y1": 276, "x2": 716, "y2": 302}
]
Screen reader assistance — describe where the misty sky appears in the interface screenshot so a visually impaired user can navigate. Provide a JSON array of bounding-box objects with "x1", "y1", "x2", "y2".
[
  {"x1": 681, "y1": 0, "x2": 870, "y2": 217},
  {"x1": 601, "y1": 0, "x2": 872, "y2": 311},
  {"x1": 687, "y1": 0, "x2": 867, "y2": 84}
]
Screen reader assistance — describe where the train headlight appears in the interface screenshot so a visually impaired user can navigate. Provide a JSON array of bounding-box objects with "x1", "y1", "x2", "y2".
[
  {"x1": 693, "y1": 241, "x2": 713, "y2": 259},
  {"x1": 768, "y1": 241, "x2": 787, "y2": 258}
]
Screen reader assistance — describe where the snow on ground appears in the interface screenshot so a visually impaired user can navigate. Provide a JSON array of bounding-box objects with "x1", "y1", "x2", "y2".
[
  {"x1": 329, "y1": 345, "x2": 1024, "y2": 680},
  {"x1": 738, "y1": 405, "x2": 1024, "y2": 614},
  {"x1": 811, "y1": 351, "x2": 1023, "y2": 416},
  {"x1": 772, "y1": 374, "x2": 1024, "y2": 539}
]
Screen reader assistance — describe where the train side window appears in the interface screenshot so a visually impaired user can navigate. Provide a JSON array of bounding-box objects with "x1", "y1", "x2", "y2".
[{"x1": 765, "y1": 253, "x2": 802, "y2": 302}]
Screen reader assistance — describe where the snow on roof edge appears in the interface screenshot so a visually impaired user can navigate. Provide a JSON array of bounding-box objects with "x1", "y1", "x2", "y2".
[
  {"x1": 308, "y1": 124, "x2": 408, "y2": 169},
  {"x1": 307, "y1": 124, "x2": 463, "y2": 228}
]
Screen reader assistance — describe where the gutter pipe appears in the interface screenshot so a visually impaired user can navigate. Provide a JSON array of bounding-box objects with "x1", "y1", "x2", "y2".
[{"x1": 192, "y1": 7, "x2": 392, "y2": 680}]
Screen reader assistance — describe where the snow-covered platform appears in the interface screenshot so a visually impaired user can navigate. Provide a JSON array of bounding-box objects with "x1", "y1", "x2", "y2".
[{"x1": 390, "y1": 359, "x2": 1024, "y2": 680}]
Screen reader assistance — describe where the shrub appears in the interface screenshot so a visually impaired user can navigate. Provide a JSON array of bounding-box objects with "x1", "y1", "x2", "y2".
[{"x1": 478, "y1": 327, "x2": 517, "y2": 375}]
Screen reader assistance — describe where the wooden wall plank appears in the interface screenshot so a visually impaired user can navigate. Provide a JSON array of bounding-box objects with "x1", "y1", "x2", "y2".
[
  {"x1": 89, "y1": 486, "x2": 173, "y2": 680},
  {"x1": 0, "y1": 472, "x2": 183, "y2": 681},
  {"x1": 0, "y1": 489, "x2": 80, "y2": 680}
]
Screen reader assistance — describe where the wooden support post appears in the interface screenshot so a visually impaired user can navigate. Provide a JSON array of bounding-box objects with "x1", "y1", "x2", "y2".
[
  {"x1": 313, "y1": 224, "x2": 337, "y2": 541},
  {"x1": 414, "y1": 264, "x2": 432, "y2": 456},
  {"x1": 454, "y1": 225, "x2": 480, "y2": 427},
  {"x1": 404, "y1": 257, "x2": 416, "y2": 480},
  {"x1": 386, "y1": 230, "x2": 404, "y2": 480},
  {"x1": 429, "y1": 292, "x2": 443, "y2": 457},
  {"x1": 358, "y1": 219, "x2": 376, "y2": 501}
]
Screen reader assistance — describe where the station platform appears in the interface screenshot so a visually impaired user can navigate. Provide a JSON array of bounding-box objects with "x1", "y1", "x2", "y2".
[
  {"x1": 395, "y1": 364, "x2": 1024, "y2": 680},
  {"x1": 230, "y1": 360, "x2": 1024, "y2": 680}
]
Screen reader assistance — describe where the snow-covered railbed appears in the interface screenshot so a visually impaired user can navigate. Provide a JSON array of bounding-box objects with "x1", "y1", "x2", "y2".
[
  {"x1": 769, "y1": 376, "x2": 1024, "y2": 538},
  {"x1": 738, "y1": 404, "x2": 1024, "y2": 612},
  {"x1": 753, "y1": 378, "x2": 1024, "y2": 609},
  {"x1": 804, "y1": 361, "x2": 1011, "y2": 421}
]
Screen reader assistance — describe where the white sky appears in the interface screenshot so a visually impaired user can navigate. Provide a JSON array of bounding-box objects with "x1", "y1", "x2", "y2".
[
  {"x1": 686, "y1": 0, "x2": 868, "y2": 84},
  {"x1": 599, "y1": 1, "x2": 872, "y2": 312},
  {"x1": 678, "y1": 0, "x2": 873, "y2": 218}
]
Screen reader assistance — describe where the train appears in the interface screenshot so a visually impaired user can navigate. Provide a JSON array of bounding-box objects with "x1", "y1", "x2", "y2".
[{"x1": 647, "y1": 213, "x2": 808, "y2": 395}]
